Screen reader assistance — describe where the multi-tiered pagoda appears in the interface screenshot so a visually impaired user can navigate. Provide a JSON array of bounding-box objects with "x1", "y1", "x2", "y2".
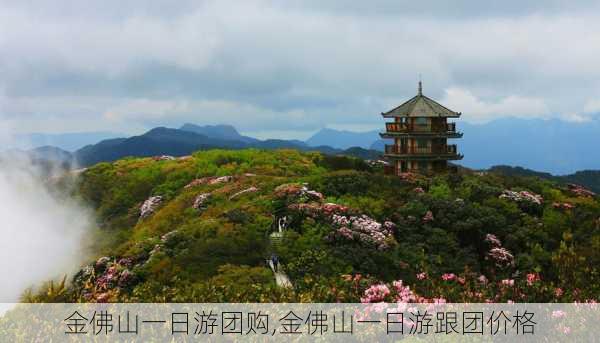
[{"x1": 380, "y1": 82, "x2": 463, "y2": 174}]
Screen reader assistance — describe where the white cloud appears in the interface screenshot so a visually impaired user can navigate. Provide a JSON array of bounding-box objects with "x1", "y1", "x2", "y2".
[
  {"x1": 441, "y1": 87, "x2": 549, "y2": 123},
  {"x1": 2, "y1": 1, "x2": 600, "y2": 135},
  {"x1": 584, "y1": 99, "x2": 600, "y2": 113},
  {"x1": 560, "y1": 112, "x2": 592, "y2": 123},
  {"x1": 0, "y1": 154, "x2": 92, "y2": 301}
]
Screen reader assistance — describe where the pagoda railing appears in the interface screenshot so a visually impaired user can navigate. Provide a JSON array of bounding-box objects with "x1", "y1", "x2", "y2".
[
  {"x1": 385, "y1": 122, "x2": 457, "y2": 133},
  {"x1": 385, "y1": 144, "x2": 458, "y2": 155}
]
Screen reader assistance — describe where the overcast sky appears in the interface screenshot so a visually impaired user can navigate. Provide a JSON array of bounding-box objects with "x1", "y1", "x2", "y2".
[{"x1": 1, "y1": 0, "x2": 600, "y2": 139}]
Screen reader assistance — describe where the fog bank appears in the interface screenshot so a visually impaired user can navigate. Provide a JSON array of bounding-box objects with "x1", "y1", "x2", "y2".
[{"x1": 0, "y1": 155, "x2": 92, "y2": 302}]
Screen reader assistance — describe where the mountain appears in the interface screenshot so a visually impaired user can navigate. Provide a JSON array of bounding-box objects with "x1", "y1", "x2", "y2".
[
  {"x1": 11, "y1": 131, "x2": 123, "y2": 151},
  {"x1": 179, "y1": 123, "x2": 260, "y2": 144},
  {"x1": 73, "y1": 126, "x2": 383, "y2": 167},
  {"x1": 369, "y1": 118, "x2": 600, "y2": 175},
  {"x1": 489, "y1": 165, "x2": 600, "y2": 193},
  {"x1": 21, "y1": 148, "x2": 600, "y2": 305},
  {"x1": 74, "y1": 127, "x2": 246, "y2": 166},
  {"x1": 306, "y1": 128, "x2": 380, "y2": 149}
]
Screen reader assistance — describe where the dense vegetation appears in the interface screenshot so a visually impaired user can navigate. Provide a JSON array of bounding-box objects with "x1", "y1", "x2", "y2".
[{"x1": 26, "y1": 149, "x2": 600, "y2": 303}]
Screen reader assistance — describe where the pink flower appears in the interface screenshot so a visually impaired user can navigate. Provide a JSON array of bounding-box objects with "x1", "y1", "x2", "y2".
[
  {"x1": 433, "y1": 298, "x2": 447, "y2": 304},
  {"x1": 416, "y1": 272, "x2": 427, "y2": 280},
  {"x1": 501, "y1": 279, "x2": 515, "y2": 287},
  {"x1": 441, "y1": 273, "x2": 456, "y2": 281},
  {"x1": 457, "y1": 277, "x2": 466, "y2": 285},
  {"x1": 526, "y1": 273, "x2": 540, "y2": 286},
  {"x1": 485, "y1": 234, "x2": 502, "y2": 247},
  {"x1": 478, "y1": 275, "x2": 488, "y2": 284},
  {"x1": 555, "y1": 288, "x2": 564, "y2": 297},
  {"x1": 361, "y1": 284, "x2": 390, "y2": 303}
]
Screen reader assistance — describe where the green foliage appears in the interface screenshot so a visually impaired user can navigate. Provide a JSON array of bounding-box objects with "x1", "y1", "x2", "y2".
[{"x1": 26, "y1": 149, "x2": 600, "y2": 303}]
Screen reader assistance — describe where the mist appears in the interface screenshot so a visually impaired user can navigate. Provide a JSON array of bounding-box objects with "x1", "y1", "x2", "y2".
[{"x1": 0, "y1": 153, "x2": 92, "y2": 302}]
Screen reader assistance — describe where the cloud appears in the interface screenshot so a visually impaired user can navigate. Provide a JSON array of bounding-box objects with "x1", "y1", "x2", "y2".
[
  {"x1": 0, "y1": 153, "x2": 92, "y2": 302},
  {"x1": 2, "y1": 1, "x2": 600, "y2": 136},
  {"x1": 441, "y1": 88, "x2": 549, "y2": 123},
  {"x1": 584, "y1": 99, "x2": 600, "y2": 114}
]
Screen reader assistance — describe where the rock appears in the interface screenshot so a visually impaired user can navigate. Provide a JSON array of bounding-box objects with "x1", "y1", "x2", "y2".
[
  {"x1": 140, "y1": 196, "x2": 163, "y2": 219},
  {"x1": 152, "y1": 155, "x2": 175, "y2": 161},
  {"x1": 193, "y1": 193, "x2": 212, "y2": 210},
  {"x1": 229, "y1": 186, "x2": 259, "y2": 200},
  {"x1": 185, "y1": 178, "x2": 208, "y2": 189},
  {"x1": 184, "y1": 176, "x2": 233, "y2": 189},
  {"x1": 208, "y1": 176, "x2": 233, "y2": 185},
  {"x1": 161, "y1": 230, "x2": 179, "y2": 242}
]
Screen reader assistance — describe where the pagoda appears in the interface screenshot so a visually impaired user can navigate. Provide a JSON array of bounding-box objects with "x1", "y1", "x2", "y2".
[{"x1": 380, "y1": 82, "x2": 463, "y2": 174}]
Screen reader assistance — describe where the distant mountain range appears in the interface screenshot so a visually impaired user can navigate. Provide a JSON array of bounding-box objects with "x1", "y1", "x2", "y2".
[
  {"x1": 314, "y1": 118, "x2": 600, "y2": 175},
  {"x1": 16, "y1": 124, "x2": 378, "y2": 167},
  {"x1": 488, "y1": 165, "x2": 600, "y2": 193},
  {"x1": 7, "y1": 117, "x2": 600, "y2": 177}
]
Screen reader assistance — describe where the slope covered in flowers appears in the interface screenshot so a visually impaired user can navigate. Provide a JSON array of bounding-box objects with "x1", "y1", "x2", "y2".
[{"x1": 26, "y1": 149, "x2": 600, "y2": 303}]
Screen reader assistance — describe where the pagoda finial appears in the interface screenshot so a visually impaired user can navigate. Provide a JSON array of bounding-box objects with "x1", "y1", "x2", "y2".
[{"x1": 418, "y1": 80, "x2": 422, "y2": 96}]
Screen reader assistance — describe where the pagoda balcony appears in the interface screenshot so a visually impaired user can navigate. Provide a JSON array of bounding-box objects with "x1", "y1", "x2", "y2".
[
  {"x1": 384, "y1": 144, "x2": 462, "y2": 159},
  {"x1": 383, "y1": 122, "x2": 460, "y2": 136}
]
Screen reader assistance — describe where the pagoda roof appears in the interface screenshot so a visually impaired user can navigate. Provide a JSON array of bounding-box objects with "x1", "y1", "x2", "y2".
[{"x1": 382, "y1": 82, "x2": 461, "y2": 118}]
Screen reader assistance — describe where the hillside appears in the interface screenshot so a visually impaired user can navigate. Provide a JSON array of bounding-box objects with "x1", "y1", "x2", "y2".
[
  {"x1": 72, "y1": 126, "x2": 381, "y2": 167},
  {"x1": 27, "y1": 149, "x2": 600, "y2": 303},
  {"x1": 489, "y1": 165, "x2": 600, "y2": 193}
]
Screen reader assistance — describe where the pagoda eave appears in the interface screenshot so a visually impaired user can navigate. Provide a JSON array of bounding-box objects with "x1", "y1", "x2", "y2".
[
  {"x1": 379, "y1": 132, "x2": 463, "y2": 139},
  {"x1": 383, "y1": 154, "x2": 464, "y2": 161},
  {"x1": 381, "y1": 113, "x2": 461, "y2": 119}
]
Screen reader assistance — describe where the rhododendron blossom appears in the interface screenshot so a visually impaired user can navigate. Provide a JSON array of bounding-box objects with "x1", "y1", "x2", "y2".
[
  {"x1": 526, "y1": 273, "x2": 540, "y2": 286},
  {"x1": 441, "y1": 273, "x2": 456, "y2": 281},
  {"x1": 499, "y1": 190, "x2": 543, "y2": 205},
  {"x1": 485, "y1": 233, "x2": 502, "y2": 247},
  {"x1": 361, "y1": 284, "x2": 390, "y2": 303},
  {"x1": 329, "y1": 214, "x2": 395, "y2": 250}
]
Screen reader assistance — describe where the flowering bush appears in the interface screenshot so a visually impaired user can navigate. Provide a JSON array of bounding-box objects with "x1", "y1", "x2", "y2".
[
  {"x1": 328, "y1": 214, "x2": 396, "y2": 250},
  {"x1": 499, "y1": 190, "x2": 543, "y2": 205},
  {"x1": 567, "y1": 183, "x2": 596, "y2": 198}
]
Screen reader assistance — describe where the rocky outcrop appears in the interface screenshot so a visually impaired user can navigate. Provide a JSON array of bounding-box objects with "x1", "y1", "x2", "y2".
[
  {"x1": 193, "y1": 193, "x2": 212, "y2": 211},
  {"x1": 139, "y1": 196, "x2": 163, "y2": 219},
  {"x1": 152, "y1": 155, "x2": 175, "y2": 161},
  {"x1": 184, "y1": 175, "x2": 233, "y2": 189},
  {"x1": 229, "y1": 186, "x2": 259, "y2": 200}
]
